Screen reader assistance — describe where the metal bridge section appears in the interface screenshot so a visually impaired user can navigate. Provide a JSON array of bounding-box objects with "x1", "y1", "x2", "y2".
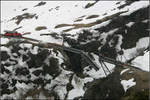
[{"x1": 0, "y1": 34, "x2": 135, "y2": 76}]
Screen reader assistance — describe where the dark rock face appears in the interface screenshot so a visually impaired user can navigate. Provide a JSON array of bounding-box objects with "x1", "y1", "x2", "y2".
[
  {"x1": 95, "y1": 6, "x2": 149, "y2": 49},
  {"x1": 80, "y1": 41, "x2": 102, "y2": 53},
  {"x1": 121, "y1": 21, "x2": 148, "y2": 49},
  {"x1": 83, "y1": 71, "x2": 125, "y2": 100},
  {"x1": 100, "y1": 44, "x2": 117, "y2": 59},
  {"x1": 11, "y1": 45, "x2": 22, "y2": 57},
  {"x1": 1, "y1": 64, "x2": 11, "y2": 74},
  {"x1": 0, "y1": 79, "x2": 17, "y2": 95},
  {"x1": 27, "y1": 49, "x2": 49, "y2": 68},
  {"x1": 0, "y1": 44, "x2": 62, "y2": 97},
  {"x1": 1, "y1": 83, "x2": 9, "y2": 95},
  {"x1": 62, "y1": 6, "x2": 149, "y2": 63},
  {"x1": 32, "y1": 78, "x2": 44, "y2": 85},
  {"x1": 22, "y1": 54, "x2": 29, "y2": 62},
  {"x1": 15, "y1": 67, "x2": 30, "y2": 76},
  {"x1": 1, "y1": 51, "x2": 10, "y2": 61},
  {"x1": 32, "y1": 69, "x2": 43, "y2": 76},
  {"x1": 0, "y1": 3, "x2": 149, "y2": 100},
  {"x1": 43, "y1": 57, "x2": 61, "y2": 78},
  {"x1": 65, "y1": 51, "x2": 83, "y2": 74},
  {"x1": 121, "y1": 89, "x2": 149, "y2": 100}
]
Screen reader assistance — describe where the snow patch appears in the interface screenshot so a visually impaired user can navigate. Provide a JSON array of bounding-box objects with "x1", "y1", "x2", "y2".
[
  {"x1": 121, "y1": 78, "x2": 136, "y2": 92},
  {"x1": 132, "y1": 51, "x2": 149, "y2": 72},
  {"x1": 120, "y1": 68, "x2": 130, "y2": 75},
  {"x1": 126, "y1": 22, "x2": 134, "y2": 27},
  {"x1": 123, "y1": 37, "x2": 149, "y2": 62},
  {"x1": 67, "y1": 75, "x2": 85, "y2": 99}
]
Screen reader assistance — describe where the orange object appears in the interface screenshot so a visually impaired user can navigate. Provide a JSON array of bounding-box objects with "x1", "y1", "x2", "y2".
[
  {"x1": 4, "y1": 33, "x2": 22, "y2": 37},
  {"x1": 122, "y1": 64, "x2": 126, "y2": 67}
]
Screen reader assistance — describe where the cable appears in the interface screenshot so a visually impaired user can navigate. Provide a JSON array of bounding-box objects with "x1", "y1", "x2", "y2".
[
  {"x1": 101, "y1": 61, "x2": 111, "y2": 74},
  {"x1": 99, "y1": 60, "x2": 107, "y2": 76}
]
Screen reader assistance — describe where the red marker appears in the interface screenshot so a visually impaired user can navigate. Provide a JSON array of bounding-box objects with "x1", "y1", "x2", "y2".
[
  {"x1": 4, "y1": 33, "x2": 22, "y2": 37},
  {"x1": 122, "y1": 64, "x2": 126, "y2": 67}
]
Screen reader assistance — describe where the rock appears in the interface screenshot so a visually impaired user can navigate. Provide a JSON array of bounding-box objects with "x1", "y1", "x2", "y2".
[
  {"x1": 83, "y1": 69, "x2": 125, "y2": 100},
  {"x1": 43, "y1": 57, "x2": 61, "y2": 78},
  {"x1": 32, "y1": 70, "x2": 43, "y2": 76},
  {"x1": 1, "y1": 51, "x2": 10, "y2": 61},
  {"x1": 15, "y1": 67, "x2": 30, "y2": 76}
]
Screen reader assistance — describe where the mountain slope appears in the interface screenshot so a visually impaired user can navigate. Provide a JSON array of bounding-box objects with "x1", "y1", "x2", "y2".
[{"x1": 1, "y1": 1, "x2": 149, "y2": 100}]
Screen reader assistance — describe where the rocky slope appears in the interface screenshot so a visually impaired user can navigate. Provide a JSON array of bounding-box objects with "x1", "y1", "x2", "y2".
[{"x1": 1, "y1": 1, "x2": 149, "y2": 100}]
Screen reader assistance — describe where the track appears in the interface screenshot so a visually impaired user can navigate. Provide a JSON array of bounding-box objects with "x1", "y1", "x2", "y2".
[{"x1": 0, "y1": 34, "x2": 137, "y2": 74}]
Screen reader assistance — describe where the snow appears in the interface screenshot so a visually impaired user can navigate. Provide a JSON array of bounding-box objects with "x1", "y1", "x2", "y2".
[
  {"x1": 67, "y1": 75, "x2": 96, "y2": 99},
  {"x1": 54, "y1": 86, "x2": 67, "y2": 100},
  {"x1": 122, "y1": 37, "x2": 149, "y2": 62},
  {"x1": 1, "y1": 1, "x2": 149, "y2": 44},
  {"x1": 38, "y1": 92, "x2": 47, "y2": 99},
  {"x1": 1, "y1": 38, "x2": 10, "y2": 44},
  {"x1": 30, "y1": 46, "x2": 39, "y2": 54},
  {"x1": 120, "y1": 68, "x2": 130, "y2": 75},
  {"x1": 44, "y1": 71, "x2": 72, "y2": 99},
  {"x1": 44, "y1": 74, "x2": 53, "y2": 80},
  {"x1": 109, "y1": 34, "x2": 123, "y2": 51},
  {"x1": 142, "y1": 19, "x2": 149, "y2": 23},
  {"x1": 15, "y1": 81, "x2": 30, "y2": 90},
  {"x1": 0, "y1": 1, "x2": 127, "y2": 36},
  {"x1": 98, "y1": 28, "x2": 119, "y2": 47},
  {"x1": 83, "y1": 77, "x2": 94, "y2": 84},
  {"x1": 126, "y1": 22, "x2": 134, "y2": 27},
  {"x1": 5, "y1": 65, "x2": 13, "y2": 72},
  {"x1": 26, "y1": 96, "x2": 33, "y2": 99},
  {"x1": 1, "y1": 46, "x2": 11, "y2": 51},
  {"x1": 120, "y1": 1, "x2": 149, "y2": 16},
  {"x1": 0, "y1": 1, "x2": 149, "y2": 99},
  {"x1": 84, "y1": 62, "x2": 115, "y2": 79},
  {"x1": 14, "y1": 81, "x2": 34, "y2": 98},
  {"x1": 84, "y1": 67, "x2": 105, "y2": 79},
  {"x1": 67, "y1": 75, "x2": 85, "y2": 99},
  {"x1": 132, "y1": 51, "x2": 149, "y2": 72},
  {"x1": 19, "y1": 43, "x2": 32, "y2": 48},
  {"x1": 121, "y1": 78, "x2": 136, "y2": 92},
  {"x1": 1, "y1": 94, "x2": 16, "y2": 99},
  {"x1": 83, "y1": 53, "x2": 115, "y2": 79}
]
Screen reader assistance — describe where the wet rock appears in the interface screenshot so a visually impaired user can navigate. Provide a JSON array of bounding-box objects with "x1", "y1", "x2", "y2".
[
  {"x1": 100, "y1": 44, "x2": 117, "y2": 59},
  {"x1": 64, "y1": 51, "x2": 83, "y2": 74},
  {"x1": 1, "y1": 51, "x2": 10, "y2": 61},
  {"x1": 83, "y1": 71, "x2": 125, "y2": 100},
  {"x1": 22, "y1": 54, "x2": 29, "y2": 62},
  {"x1": 15, "y1": 67, "x2": 29, "y2": 76},
  {"x1": 43, "y1": 57, "x2": 61, "y2": 78},
  {"x1": 1, "y1": 64, "x2": 11, "y2": 74},
  {"x1": 32, "y1": 70, "x2": 43, "y2": 76},
  {"x1": 27, "y1": 49, "x2": 49, "y2": 68},
  {"x1": 32, "y1": 78, "x2": 44, "y2": 85}
]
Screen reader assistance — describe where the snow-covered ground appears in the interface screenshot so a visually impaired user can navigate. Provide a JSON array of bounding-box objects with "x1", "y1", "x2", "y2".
[
  {"x1": 1, "y1": 1, "x2": 149, "y2": 43},
  {"x1": 132, "y1": 51, "x2": 149, "y2": 71},
  {"x1": 2, "y1": 1, "x2": 149, "y2": 66},
  {"x1": 121, "y1": 78, "x2": 136, "y2": 92},
  {"x1": 1, "y1": 1, "x2": 149, "y2": 99}
]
